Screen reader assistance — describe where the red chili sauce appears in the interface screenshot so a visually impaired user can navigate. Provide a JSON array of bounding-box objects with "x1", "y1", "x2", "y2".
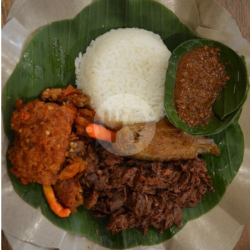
[{"x1": 174, "y1": 46, "x2": 229, "y2": 127}]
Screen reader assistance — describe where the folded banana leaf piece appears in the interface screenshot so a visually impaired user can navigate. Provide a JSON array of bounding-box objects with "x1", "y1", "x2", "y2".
[{"x1": 165, "y1": 39, "x2": 249, "y2": 136}]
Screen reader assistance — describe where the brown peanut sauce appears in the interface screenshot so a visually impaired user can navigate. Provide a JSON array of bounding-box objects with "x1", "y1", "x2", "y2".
[{"x1": 174, "y1": 46, "x2": 229, "y2": 127}]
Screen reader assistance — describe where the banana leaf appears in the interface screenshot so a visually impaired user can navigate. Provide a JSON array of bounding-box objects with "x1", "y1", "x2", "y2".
[
  {"x1": 5, "y1": 121, "x2": 244, "y2": 249},
  {"x1": 2, "y1": 0, "x2": 245, "y2": 248},
  {"x1": 164, "y1": 39, "x2": 249, "y2": 136}
]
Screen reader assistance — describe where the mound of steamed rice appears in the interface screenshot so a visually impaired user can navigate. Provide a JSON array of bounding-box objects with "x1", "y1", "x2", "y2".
[{"x1": 75, "y1": 28, "x2": 171, "y2": 128}]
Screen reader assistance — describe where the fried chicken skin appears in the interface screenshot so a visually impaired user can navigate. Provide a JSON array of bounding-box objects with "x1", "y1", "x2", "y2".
[{"x1": 9, "y1": 100, "x2": 76, "y2": 185}]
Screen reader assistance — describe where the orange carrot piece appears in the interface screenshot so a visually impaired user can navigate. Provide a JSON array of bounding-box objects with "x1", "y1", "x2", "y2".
[
  {"x1": 85, "y1": 124, "x2": 116, "y2": 142},
  {"x1": 43, "y1": 185, "x2": 71, "y2": 217}
]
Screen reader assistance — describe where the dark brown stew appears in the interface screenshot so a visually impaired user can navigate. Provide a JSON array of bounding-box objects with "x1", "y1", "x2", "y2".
[{"x1": 174, "y1": 46, "x2": 229, "y2": 127}]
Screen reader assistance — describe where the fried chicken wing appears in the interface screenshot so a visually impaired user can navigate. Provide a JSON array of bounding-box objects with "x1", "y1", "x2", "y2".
[
  {"x1": 9, "y1": 100, "x2": 76, "y2": 185},
  {"x1": 112, "y1": 117, "x2": 220, "y2": 161}
]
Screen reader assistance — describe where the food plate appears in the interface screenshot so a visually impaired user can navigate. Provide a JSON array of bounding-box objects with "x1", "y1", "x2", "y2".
[{"x1": 2, "y1": 0, "x2": 250, "y2": 249}]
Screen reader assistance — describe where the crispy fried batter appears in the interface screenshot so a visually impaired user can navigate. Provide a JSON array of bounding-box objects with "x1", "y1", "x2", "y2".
[
  {"x1": 75, "y1": 109, "x2": 96, "y2": 136},
  {"x1": 9, "y1": 100, "x2": 76, "y2": 185},
  {"x1": 41, "y1": 85, "x2": 90, "y2": 108},
  {"x1": 59, "y1": 157, "x2": 88, "y2": 180},
  {"x1": 53, "y1": 178, "x2": 83, "y2": 213}
]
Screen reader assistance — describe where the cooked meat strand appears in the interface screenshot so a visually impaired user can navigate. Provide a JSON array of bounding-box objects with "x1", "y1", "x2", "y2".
[
  {"x1": 112, "y1": 117, "x2": 220, "y2": 161},
  {"x1": 9, "y1": 100, "x2": 76, "y2": 185},
  {"x1": 84, "y1": 190, "x2": 99, "y2": 209},
  {"x1": 80, "y1": 144, "x2": 214, "y2": 234}
]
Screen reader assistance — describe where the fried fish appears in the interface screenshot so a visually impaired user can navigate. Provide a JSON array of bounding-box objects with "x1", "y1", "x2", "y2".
[{"x1": 112, "y1": 117, "x2": 220, "y2": 161}]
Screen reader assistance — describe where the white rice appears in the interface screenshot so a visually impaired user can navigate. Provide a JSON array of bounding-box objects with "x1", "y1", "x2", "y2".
[{"x1": 75, "y1": 28, "x2": 171, "y2": 128}]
